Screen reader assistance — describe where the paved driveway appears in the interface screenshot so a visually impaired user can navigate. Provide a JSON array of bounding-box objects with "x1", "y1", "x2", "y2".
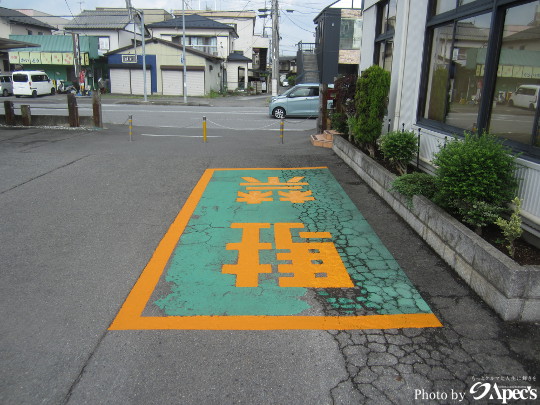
[{"x1": 0, "y1": 124, "x2": 538, "y2": 405}]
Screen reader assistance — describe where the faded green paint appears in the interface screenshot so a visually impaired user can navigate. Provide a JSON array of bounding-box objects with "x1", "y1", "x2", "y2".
[{"x1": 154, "y1": 168, "x2": 435, "y2": 317}]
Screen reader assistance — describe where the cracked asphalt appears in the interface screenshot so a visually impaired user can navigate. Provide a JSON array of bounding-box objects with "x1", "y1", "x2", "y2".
[{"x1": 0, "y1": 119, "x2": 538, "y2": 405}]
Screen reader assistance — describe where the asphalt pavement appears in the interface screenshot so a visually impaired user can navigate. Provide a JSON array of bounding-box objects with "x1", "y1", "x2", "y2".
[{"x1": 0, "y1": 103, "x2": 539, "y2": 405}]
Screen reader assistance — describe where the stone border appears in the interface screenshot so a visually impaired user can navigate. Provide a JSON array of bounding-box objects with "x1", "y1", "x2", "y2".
[{"x1": 333, "y1": 135, "x2": 540, "y2": 322}]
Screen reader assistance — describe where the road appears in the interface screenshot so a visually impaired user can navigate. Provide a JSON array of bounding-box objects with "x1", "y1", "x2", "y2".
[
  {"x1": 4, "y1": 93, "x2": 317, "y2": 132},
  {"x1": 0, "y1": 96, "x2": 539, "y2": 405}
]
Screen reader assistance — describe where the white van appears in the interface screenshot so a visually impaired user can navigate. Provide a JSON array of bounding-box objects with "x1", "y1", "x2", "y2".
[
  {"x1": 0, "y1": 74, "x2": 13, "y2": 96},
  {"x1": 12, "y1": 71, "x2": 56, "y2": 97},
  {"x1": 508, "y1": 84, "x2": 539, "y2": 110}
]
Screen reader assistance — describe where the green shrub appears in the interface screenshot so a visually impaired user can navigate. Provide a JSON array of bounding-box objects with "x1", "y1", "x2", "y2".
[
  {"x1": 432, "y1": 132, "x2": 519, "y2": 234},
  {"x1": 349, "y1": 65, "x2": 390, "y2": 157},
  {"x1": 380, "y1": 130, "x2": 418, "y2": 175},
  {"x1": 495, "y1": 197, "x2": 523, "y2": 258},
  {"x1": 390, "y1": 172, "x2": 438, "y2": 207},
  {"x1": 330, "y1": 112, "x2": 348, "y2": 134}
]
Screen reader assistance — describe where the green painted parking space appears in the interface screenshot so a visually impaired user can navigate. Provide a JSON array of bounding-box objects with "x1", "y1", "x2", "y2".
[{"x1": 110, "y1": 168, "x2": 441, "y2": 330}]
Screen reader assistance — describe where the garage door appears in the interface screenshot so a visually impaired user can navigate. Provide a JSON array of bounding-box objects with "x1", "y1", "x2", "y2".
[
  {"x1": 110, "y1": 69, "x2": 131, "y2": 94},
  {"x1": 162, "y1": 70, "x2": 183, "y2": 96},
  {"x1": 131, "y1": 70, "x2": 151, "y2": 95},
  {"x1": 187, "y1": 71, "x2": 205, "y2": 96}
]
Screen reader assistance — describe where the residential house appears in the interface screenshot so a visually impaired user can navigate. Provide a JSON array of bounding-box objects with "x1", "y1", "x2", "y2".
[
  {"x1": 64, "y1": 9, "x2": 145, "y2": 56},
  {"x1": 296, "y1": 0, "x2": 362, "y2": 84},
  {"x1": 95, "y1": 8, "x2": 173, "y2": 25},
  {"x1": 16, "y1": 9, "x2": 70, "y2": 34},
  {"x1": 359, "y1": 0, "x2": 540, "y2": 242},
  {"x1": 106, "y1": 38, "x2": 222, "y2": 96},
  {"x1": 173, "y1": 11, "x2": 270, "y2": 88},
  {"x1": 0, "y1": 6, "x2": 55, "y2": 71},
  {"x1": 147, "y1": 14, "x2": 238, "y2": 90}
]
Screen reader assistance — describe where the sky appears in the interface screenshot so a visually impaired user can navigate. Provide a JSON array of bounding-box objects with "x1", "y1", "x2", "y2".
[{"x1": 0, "y1": 0, "x2": 343, "y2": 55}]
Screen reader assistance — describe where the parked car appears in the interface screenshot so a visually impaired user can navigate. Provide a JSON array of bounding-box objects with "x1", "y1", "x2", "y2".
[
  {"x1": 0, "y1": 74, "x2": 13, "y2": 96},
  {"x1": 269, "y1": 83, "x2": 321, "y2": 119},
  {"x1": 508, "y1": 84, "x2": 539, "y2": 110},
  {"x1": 12, "y1": 71, "x2": 56, "y2": 98}
]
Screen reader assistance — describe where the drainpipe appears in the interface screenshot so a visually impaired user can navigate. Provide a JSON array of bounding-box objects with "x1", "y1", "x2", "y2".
[{"x1": 393, "y1": 0, "x2": 411, "y2": 131}]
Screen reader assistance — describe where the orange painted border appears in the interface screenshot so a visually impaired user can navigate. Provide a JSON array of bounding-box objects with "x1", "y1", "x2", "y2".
[{"x1": 109, "y1": 168, "x2": 442, "y2": 331}]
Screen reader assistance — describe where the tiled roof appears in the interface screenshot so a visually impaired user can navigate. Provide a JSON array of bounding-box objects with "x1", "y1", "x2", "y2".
[
  {"x1": 148, "y1": 14, "x2": 234, "y2": 30},
  {"x1": 64, "y1": 10, "x2": 131, "y2": 30},
  {"x1": 0, "y1": 7, "x2": 55, "y2": 30}
]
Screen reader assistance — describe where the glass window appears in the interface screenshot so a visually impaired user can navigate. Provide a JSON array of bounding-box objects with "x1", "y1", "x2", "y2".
[
  {"x1": 375, "y1": 0, "x2": 397, "y2": 74},
  {"x1": 435, "y1": 0, "x2": 457, "y2": 15},
  {"x1": 13, "y1": 74, "x2": 28, "y2": 82},
  {"x1": 423, "y1": 13, "x2": 491, "y2": 130},
  {"x1": 489, "y1": 2, "x2": 540, "y2": 147},
  {"x1": 378, "y1": 40, "x2": 394, "y2": 72}
]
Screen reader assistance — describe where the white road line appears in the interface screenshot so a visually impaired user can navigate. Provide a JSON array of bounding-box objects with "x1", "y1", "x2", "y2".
[{"x1": 141, "y1": 134, "x2": 223, "y2": 137}]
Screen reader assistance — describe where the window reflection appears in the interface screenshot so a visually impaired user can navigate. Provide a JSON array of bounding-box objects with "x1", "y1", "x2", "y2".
[
  {"x1": 489, "y1": 2, "x2": 540, "y2": 147},
  {"x1": 435, "y1": 0, "x2": 456, "y2": 15},
  {"x1": 424, "y1": 13, "x2": 491, "y2": 130}
]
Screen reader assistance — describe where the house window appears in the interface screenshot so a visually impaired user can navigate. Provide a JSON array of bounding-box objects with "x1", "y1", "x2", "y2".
[
  {"x1": 340, "y1": 18, "x2": 363, "y2": 50},
  {"x1": 98, "y1": 37, "x2": 110, "y2": 51},
  {"x1": 374, "y1": 0, "x2": 397, "y2": 73},
  {"x1": 420, "y1": 0, "x2": 540, "y2": 155},
  {"x1": 27, "y1": 30, "x2": 33, "y2": 35}
]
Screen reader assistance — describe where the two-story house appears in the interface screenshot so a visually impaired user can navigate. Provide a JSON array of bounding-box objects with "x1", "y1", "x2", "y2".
[
  {"x1": 173, "y1": 11, "x2": 269, "y2": 90},
  {"x1": 0, "y1": 6, "x2": 55, "y2": 71}
]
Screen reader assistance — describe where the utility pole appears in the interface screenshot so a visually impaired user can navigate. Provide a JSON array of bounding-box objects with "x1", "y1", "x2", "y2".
[
  {"x1": 271, "y1": 0, "x2": 279, "y2": 96},
  {"x1": 182, "y1": 0, "x2": 188, "y2": 103}
]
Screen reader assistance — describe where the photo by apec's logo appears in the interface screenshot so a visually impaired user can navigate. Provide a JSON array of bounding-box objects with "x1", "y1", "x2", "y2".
[
  {"x1": 415, "y1": 382, "x2": 537, "y2": 403},
  {"x1": 470, "y1": 382, "x2": 537, "y2": 404}
]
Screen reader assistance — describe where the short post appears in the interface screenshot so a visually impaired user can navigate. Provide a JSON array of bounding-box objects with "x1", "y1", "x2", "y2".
[
  {"x1": 129, "y1": 115, "x2": 133, "y2": 142},
  {"x1": 4, "y1": 101, "x2": 15, "y2": 126},
  {"x1": 202, "y1": 116, "x2": 207, "y2": 143},
  {"x1": 387, "y1": 118, "x2": 391, "y2": 133},
  {"x1": 280, "y1": 118, "x2": 284, "y2": 144},
  {"x1": 402, "y1": 123, "x2": 405, "y2": 133},
  {"x1": 67, "y1": 93, "x2": 79, "y2": 127},
  {"x1": 92, "y1": 91, "x2": 102, "y2": 128},
  {"x1": 21, "y1": 105, "x2": 31, "y2": 126},
  {"x1": 417, "y1": 128, "x2": 421, "y2": 169}
]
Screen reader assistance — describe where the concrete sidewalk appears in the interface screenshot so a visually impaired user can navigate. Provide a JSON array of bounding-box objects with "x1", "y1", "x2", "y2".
[{"x1": 0, "y1": 124, "x2": 538, "y2": 405}]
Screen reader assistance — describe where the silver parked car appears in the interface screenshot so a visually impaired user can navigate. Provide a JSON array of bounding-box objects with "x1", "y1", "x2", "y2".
[{"x1": 269, "y1": 83, "x2": 321, "y2": 119}]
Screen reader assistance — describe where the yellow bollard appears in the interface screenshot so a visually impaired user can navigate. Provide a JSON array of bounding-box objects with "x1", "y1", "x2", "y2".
[
  {"x1": 280, "y1": 118, "x2": 284, "y2": 144},
  {"x1": 203, "y1": 116, "x2": 207, "y2": 143},
  {"x1": 129, "y1": 115, "x2": 132, "y2": 142}
]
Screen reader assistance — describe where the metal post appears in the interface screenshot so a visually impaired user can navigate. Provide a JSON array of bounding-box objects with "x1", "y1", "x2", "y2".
[
  {"x1": 140, "y1": 10, "x2": 147, "y2": 102},
  {"x1": 203, "y1": 116, "x2": 207, "y2": 143},
  {"x1": 417, "y1": 128, "x2": 421, "y2": 169},
  {"x1": 402, "y1": 123, "x2": 405, "y2": 133},
  {"x1": 280, "y1": 118, "x2": 284, "y2": 144},
  {"x1": 92, "y1": 91, "x2": 102, "y2": 128},
  {"x1": 388, "y1": 118, "x2": 391, "y2": 133},
  {"x1": 129, "y1": 115, "x2": 133, "y2": 142}
]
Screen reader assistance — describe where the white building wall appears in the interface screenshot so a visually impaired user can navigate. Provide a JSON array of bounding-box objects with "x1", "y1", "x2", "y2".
[{"x1": 358, "y1": 0, "x2": 540, "y2": 234}]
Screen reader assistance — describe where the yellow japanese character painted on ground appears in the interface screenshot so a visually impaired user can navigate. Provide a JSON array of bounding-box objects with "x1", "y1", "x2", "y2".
[
  {"x1": 236, "y1": 191, "x2": 273, "y2": 204},
  {"x1": 274, "y1": 223, "x2": 354, "y2": 288},
  {"x1": 222, "y1": 222, "x2": 353, "y2": 288},
  {"x1": 240, "y1": 176, "x2": 309, "y2": 190},
  {"x1": 222, "y1": 223, "x2": 273, "y2": 287},
  {"x1": 278, "y1": 190, "x2": 315, "y2": 203}
]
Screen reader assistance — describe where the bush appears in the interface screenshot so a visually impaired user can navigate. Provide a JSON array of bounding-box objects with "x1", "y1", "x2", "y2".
[
  {"x1": 380, "y1": 130, "x2": 418, "y2": 175},
  {"x1": 330, "y1": 112, "x2": 348, "y2": 134},
  {"x1": 390, "y1": 172, "x2": 438, "y2": 207},
  {"x1": 349, "y1": 65, "x2": 391, "y2": 157},
  {"x1": 432, "y1": 132, "x2": 519, "y2": 234},
  {"x1": 495, "y1": 197, "x2": 523, "y2": 258}
]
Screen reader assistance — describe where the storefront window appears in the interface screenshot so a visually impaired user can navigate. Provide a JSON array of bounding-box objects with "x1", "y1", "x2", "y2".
[
  {"x1": 424, "y1": 13, "x2": 491, "y2": 130},
  {"x1": 488, "y1": 2, "x2": 540, "y2": 147}
]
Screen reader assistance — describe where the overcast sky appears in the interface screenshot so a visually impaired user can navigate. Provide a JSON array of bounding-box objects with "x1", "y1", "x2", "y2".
[{"x1": 0, "y1": 0, "x2": 347, "y2": 54}]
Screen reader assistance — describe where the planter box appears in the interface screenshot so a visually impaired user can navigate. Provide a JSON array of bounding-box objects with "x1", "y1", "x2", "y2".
[{"x1": 333, "y1": 135, "x2": 540, "y2": 322}]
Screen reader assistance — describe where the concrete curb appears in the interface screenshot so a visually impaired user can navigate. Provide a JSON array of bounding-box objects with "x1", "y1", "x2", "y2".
[{"x1": 333, "y1": 134, "x2": 540, "y2": 322}]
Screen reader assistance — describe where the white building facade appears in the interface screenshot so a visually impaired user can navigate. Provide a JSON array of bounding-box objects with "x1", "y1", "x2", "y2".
[{"x1": 360, "y1": 0, "x2": 540, "y2": 241}]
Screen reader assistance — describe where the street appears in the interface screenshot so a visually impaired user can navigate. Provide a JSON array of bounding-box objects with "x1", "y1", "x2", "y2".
[{"x1": 0, "y1": 95, "x2": 539, "y2": 405}]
